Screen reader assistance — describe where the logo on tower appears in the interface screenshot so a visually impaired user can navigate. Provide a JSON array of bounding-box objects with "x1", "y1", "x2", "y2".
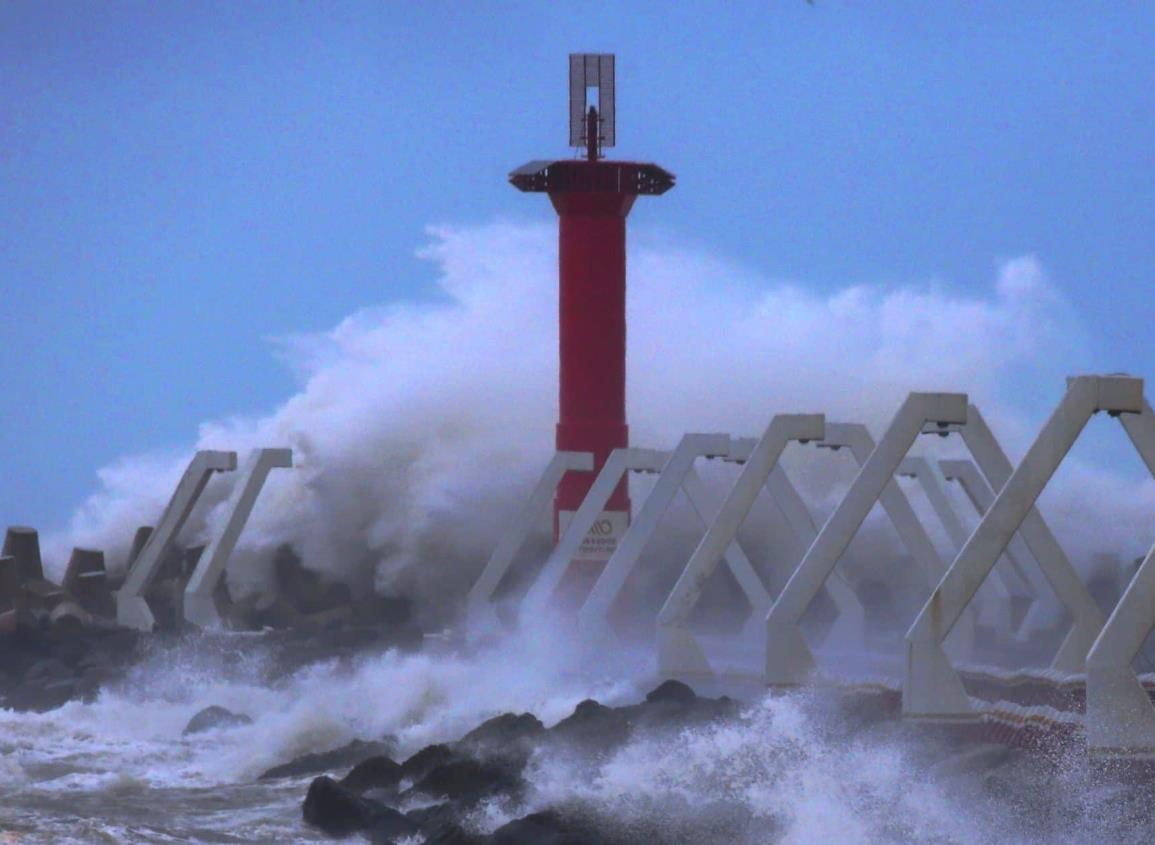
[{"x1": 557, "y1": 510, "x2": 629, "y2": 561}]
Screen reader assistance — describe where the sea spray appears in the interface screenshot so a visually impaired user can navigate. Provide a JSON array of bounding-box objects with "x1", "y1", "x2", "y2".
[{"x1": 44, "y1": 223, "x2": 1155, "y2": 621}]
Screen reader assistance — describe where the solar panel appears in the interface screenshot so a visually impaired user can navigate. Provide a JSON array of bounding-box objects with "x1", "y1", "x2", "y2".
[{"x1": 568, "y1": 54, "x2": 615, "y2": 151}]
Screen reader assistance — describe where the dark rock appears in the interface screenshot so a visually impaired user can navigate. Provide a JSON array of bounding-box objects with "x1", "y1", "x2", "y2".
[
  {"x1": 547, "y1": 699, "x2": 630, "y2": 753},
  {"x1": 352, "y1": 595, "x2": 413, "y2": 627},
  {"x1": 302, "y1": 774, "x2": 422, "y2": 841},
  {"x1": 461, "y1": 712, "x2": 545, "y2": 751},
  {"x1": 95, "y1": 628, "x2": 141, "y2": 657},
  {"x1": 260, "y1": 738, "x2": 396, "y2": 780},
  {"x1": 183, "y1": 705, "x2": 253, "y2": 735},
  {"x1": 644, "y1": 680, "x2": 697, "y2": 705},
  {"x1": 251, "y1": 595, "x2": 304, "y2": 630},
  {"x1": 419, "y1": 822, "x2": 485, "y2": 845},
  {"x1": 299, "y1": 604, "x2": 354, "y2": 633},
  {"x1": 302, "y1": 775, "x2": 379, "y2": 836},
  {"x1": 365, "y1": 806, "x2": 424, "y2": 844},
  {"x1": 47, "y1": 631, "x2": 91, "y2": 666},
  {"x1": 402, "y1": 804, "x2": 487, "y2": 844},
  {"x1": 486, "y1": 810, "x2": 602, "y2": 845},
  {"x1": 23, "y1": 657, "x2": 73, "y2": 684},
  {"x1": 340, "y1": 755, "x2": 402, "y2": 792},
  {"x1": 6, "y1": 677, "x2": 76, "y2": 712},
  {"x1": 411, "y1": 757, "x2": 524, "y2": 804},
  {"x1": 405, "y1": 802, "x2": 458, "y2": 830},
  {"x1": 400, "y1": 743, "x2": 459, "y2": 784}
]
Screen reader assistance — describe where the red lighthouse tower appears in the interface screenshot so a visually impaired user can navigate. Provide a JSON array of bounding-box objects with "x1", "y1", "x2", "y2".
[{"x1": 510, "y1": 54, "x2": 674, "y2": 588}]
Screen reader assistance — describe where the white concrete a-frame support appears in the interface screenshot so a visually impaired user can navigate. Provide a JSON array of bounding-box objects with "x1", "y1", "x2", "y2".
[
  {"x1": 937, "y1": 459, "x2": 1039, "y2": 603},
  {"x1": 116, "y1": 450, "x2": 238, "y2": 630},
  {"x1": 815, "y1": 423, "x2": 956, "y2": 597},
  {"x1": 936, "y1": 403, "x2": 1094, "y2": 671},
  {"x1": 938, "y1": 458, "x2": 1050, "y2": 639},
  {"x1": 897, "y1": 457, "x2": 1024, "y2": 636},
  {"x1": 522, "y1": 447, "x2": 669, "y2": 615},
  {"x1": 800, "y1": 420, "x2": 981, "y2": 658},
  {"x1": 466, "y1": 451, "x2": 593, "y2": 636},
  {"x1": 578, "y1": 434, "x2": 754, "y2": 642},
  {"x1": 657, "y1": 413, "x2": 826, "y2": 679},
  {"x1": 578, "y1": 433, "x2": 848, "y2": 646},
  {"x1": 763, "y1": 394, "x2": 969, "y2": 687},
  {"x1": 1086, "y1": 401, "x2": 1155, "y2": 755},
  {"x1": 903, "y1": 376, "x2": 1147, "y2": 719},
  {"x1": 762, "y1": 457, "x2": 866, "y2": 648},
  {"x1": 184, "y1": 448, "x2": 293, "y2": 628}
]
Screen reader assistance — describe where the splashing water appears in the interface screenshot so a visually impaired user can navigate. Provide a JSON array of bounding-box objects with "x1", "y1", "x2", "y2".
[
  {"x1": 2, "y1": 634, "x2": 1153, "y2": 844},
  {"x1": 41, "y1": 223, "x2": 1155, "y2": 621}
]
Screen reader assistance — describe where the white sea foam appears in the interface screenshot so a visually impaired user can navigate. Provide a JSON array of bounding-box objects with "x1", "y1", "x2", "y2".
[{"x1": 3, "y1": 635, "x2": 1154, "y2": 844}]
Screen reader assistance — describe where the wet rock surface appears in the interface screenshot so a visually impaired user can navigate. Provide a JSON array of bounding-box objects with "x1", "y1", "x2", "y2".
[
  {"x1": 0, "y1": 624, "x2": 141, "y2": 712},
  {"x1": 296, "y1": 680, "x2": 749, "y2": 844},
  {"x1": 261, "y1": 739, "x2": 399, "y2": 781},
  {"x1": 182, "y1": 704, "x2": 253, "y2": 735}
]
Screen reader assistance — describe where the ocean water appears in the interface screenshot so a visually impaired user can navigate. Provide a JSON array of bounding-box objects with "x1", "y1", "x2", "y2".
[{"x1": 0, "y1": 634, "x2": 1151, "y2": 845}]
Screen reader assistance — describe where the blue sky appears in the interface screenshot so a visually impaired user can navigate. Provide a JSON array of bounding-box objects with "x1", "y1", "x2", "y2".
[{"x1": 2, "y1": 2, "x2": 1154, "y2": 533}]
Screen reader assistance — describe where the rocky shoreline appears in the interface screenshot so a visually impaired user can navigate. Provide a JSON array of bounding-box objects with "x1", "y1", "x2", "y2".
[{"x1": 285, "y1": 679, "x2": 741, "y2": 845}]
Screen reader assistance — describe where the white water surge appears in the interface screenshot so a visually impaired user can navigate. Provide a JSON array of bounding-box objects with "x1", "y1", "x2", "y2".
[{"x1": 1, "y1": 635, "x2": 1151, "y2": 844}]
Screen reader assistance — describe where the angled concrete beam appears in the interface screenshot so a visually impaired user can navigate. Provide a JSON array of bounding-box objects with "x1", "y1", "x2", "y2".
[
  {"x1": 903, "y1": 376, "x2": 1138, "y2": 719},
  {"x1": 657, "y1": 414, "x2": 825, "y2": 678},
  {"x1": 897, "y1": 458, "x2": 968, "y2": 549},
  {"x1": 1086, "y1": 400, "x2": 1155, "y2": 754},
  {"x1": 764, "y1": 463, "x2": 865, "y2": 646},
  {"x1": 116, "y1": 450, "x2": 238, "y2": 630},
  {"x1": 579, "y1": 434, "x2": 773, "y2": 643},
  {"x1": 937, "y1": 458, "x2": 1038, "y2": 601},
  {"x1": 950, "y1": 404, "x2": 1096, "y2": 670},
  {"x1": 184, "y1": 448, "x2": 293, "y2": 628},
  {"x1": 898, "y1": 457, "x2": 1019, "y2": 635},
  {"x1": 466, "y1": 451, "x2": 593, "y2": 636},
  {"x1": 523, "y1": 448, "x2": 668, "y2": 616},
  {"x1": 763, "y1": 394, "x2": 968, "y2": 687},
  {"x1": 822, "y1": 423, "x2": 949, "y2": 588},
  {"x1": 812, "y1": 422, "x2": 978, "y2": 652}
]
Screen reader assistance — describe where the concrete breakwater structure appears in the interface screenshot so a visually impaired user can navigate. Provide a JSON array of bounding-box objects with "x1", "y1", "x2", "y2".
[
  {"x1": 12, "y1": 374, "x2": 1155, "y2": 761},
  {"x1": 467, "y1": 373, "x2": 1155, "y2": 760},
  {"x1": 10, "y1": 374, "x2": 1155, "y2": 761}
]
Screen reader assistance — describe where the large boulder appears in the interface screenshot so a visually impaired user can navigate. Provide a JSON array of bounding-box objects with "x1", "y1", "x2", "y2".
[
  {"x1": 644, "y1": 679, "x2": 696, "y2": 705},
  {"x1": 486, "y1": 810, "x2": 604, "y2": 845},
  {"x1": 546, "y1": 699, "x2": 630, "y2": 754},
  {"x1": 183, "y1": 705, "x2": 253, "y2": 736},
  {"x1": 460, "y1": 712, "x2": 545, "y2": 753},
  {"x1": 260, "y1": 738, "x2": 396, "y2": 780},
  {"x1": 399, "y1": 743, "x2": 459, "y2": 784},
  {"x1": 6, "y1": 677, "x2": 76, "y2": 713},
  {"x1": 340, "y1": 755, "x2": 402, "y2": 792},
  {"x1": 302, "y1": 775, "x2": 421, "y2": 841},
  {"x1": 409, "y1": 757, "x2": 524, "y2": 805}
]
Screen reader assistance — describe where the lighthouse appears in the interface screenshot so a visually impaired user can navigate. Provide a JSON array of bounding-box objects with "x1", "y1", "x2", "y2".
[{"x1": 510, "y1": 54, "x2": 674, "y2": 593}]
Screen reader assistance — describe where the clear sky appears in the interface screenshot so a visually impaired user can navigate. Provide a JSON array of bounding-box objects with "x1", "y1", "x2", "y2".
[{"x1": 2, "y1": 2, "x2": 1154, "y2": 533}]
